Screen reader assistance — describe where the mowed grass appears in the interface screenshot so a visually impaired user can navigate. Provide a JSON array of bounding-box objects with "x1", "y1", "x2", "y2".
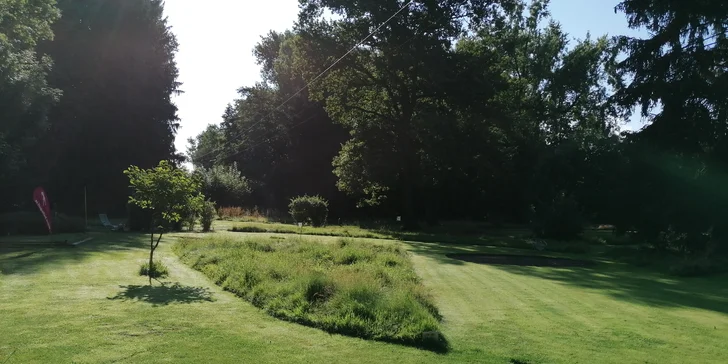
[
  {"x1": 174, "y1": 236, "x2": 445, "y2": 349},
  {"x1": 1, "y1": 228, "x2": 727, "y2": 363}
]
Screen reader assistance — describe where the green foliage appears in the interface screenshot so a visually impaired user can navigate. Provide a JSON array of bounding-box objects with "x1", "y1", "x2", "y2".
[
  {"x1": 125, "y1": 160, "x2": 204, "y2": 283},
  {"x1": 34, "y1": 0, "x2": 181, "y2": 216},
  {"x1": 0, "y1": 0, "x2": 61, "y2": 211},
  {"x1": 200, "y1": 200, "x2": 216, "y2": 232},
  {"x1": 139, "y1": 260, "x2": 170, "y2": 279},
  {"x1": 609, "y1": 0, "x2": 728, "y2": 256},
  {"x1": 175, "y1": 236, "x2": 445, "y2": 350},
  {"x1": 197, "y1": 163, "x2": 251, "y2": 207},
  {"x1": 0, "y1": 211, "x2": 86, "y2": 235},
  {"x1": 124, "y1": 161, "x2": 204, "y2": 225},
  {"x1": 289, "y1": 195, "x2": 329, "y2": 227},
  {"x1": 188, "y1": 30, "x2": 348, "y2": 216},
  {"x1": 531, "y1": 192, "x2": 584, "y2": 240}
]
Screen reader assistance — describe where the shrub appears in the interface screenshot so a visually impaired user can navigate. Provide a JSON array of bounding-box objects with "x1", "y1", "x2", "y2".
[
  {"x1": 201, "y1": 200, "x2": 217, "y2": 232},
  {"x1": 198, "y1": 163, "x2": 251, "y2": 207},
  {"x1": 531, "y1": 192, "x2": 583, "y2": 240},
  {"x1": 218, "y1": 206, "x2": 244, "y2": 219},
  {"x1": 139, "y1": 260, "x2": 170, "y2": 279},
  {"x1": 289, "y1": 195, "x2": 329, "y2": 227},
  {"x1": 174, "y1": 237, "x2": 446, "y2": 350},
  {"x1": 0, "y1": 211, "x2": 86, "y2": 235}
]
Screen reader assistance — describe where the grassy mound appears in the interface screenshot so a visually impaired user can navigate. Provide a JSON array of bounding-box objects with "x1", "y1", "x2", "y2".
[{"x1": 174, "y1": 236, "x2": 446, "y2": 350}]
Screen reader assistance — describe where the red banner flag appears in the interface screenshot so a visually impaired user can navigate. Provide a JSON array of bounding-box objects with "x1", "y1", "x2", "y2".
[{"x1": 33, "y1": 187, "x2": 52, "y2": 234}]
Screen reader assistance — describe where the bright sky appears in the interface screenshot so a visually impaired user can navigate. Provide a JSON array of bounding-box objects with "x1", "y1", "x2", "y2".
[{"x1": 164, "y1": 0, "x2": 646, "y2": 154}]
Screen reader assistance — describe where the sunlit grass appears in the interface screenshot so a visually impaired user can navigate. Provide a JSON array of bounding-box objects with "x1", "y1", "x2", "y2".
[{"x1": 1, "y1": 228, "x2": 727, "y2": 363}]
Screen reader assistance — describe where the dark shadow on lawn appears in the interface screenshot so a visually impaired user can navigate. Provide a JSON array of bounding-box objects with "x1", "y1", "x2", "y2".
[
  {"x1": 108, "y1": 283, "x2": 214, "y2": 306},
  {"x1": 402, "y1": 240, "x2": 546, "y2": 266},
  {"x1": 0, "y1": 233, "x2": 148, "y2": 275},
  {"x1": 494, "y1": 263, "x2": 728, "y2": 315},
  {"x1": 447, "y1": 253, "x2": 595, "y2": 267}
]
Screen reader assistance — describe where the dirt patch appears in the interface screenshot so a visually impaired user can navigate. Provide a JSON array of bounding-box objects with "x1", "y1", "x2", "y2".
[{"x1": 446, "y1": 253, "x2": 595, "y2": 267}]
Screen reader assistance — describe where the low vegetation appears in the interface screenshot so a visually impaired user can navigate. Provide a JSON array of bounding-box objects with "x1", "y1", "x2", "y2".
[
  {"x1": 174, "y1": 236, "x2": 446, "y2": 350},
  {"x1": 217, "y1": 206, "x2": 271, "y2": 222},
  {"x1": 139, "y1": 260, "x2": 170, "y2": 279}
]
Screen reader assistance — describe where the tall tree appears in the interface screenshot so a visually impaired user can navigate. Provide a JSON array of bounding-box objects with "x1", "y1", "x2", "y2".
[
  {"x1": 295, "y1": 0, "x2": 513, "y2": 227},
  {"x1": 189, "y1": 30, "x2": 350, "y2": 215},
  {"x1": 613, "y1": 0, "x2": 728, "y2": 250},
  {"x1": 0, "y1": 0, "x2": 60, "y2": 211},
  {"x1": 37, "y1": 0, "x2": 181, "y2": 215}
]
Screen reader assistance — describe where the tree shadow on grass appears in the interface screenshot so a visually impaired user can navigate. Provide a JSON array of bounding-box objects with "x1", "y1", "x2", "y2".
[
  {"x1": 0, "y1": 232, "x2": 149, "y2": 275},
  {"x1": 493, "y1": 263, "x2": 728, "y2": 315},
  {"x1": 108, "y1": 283, "x2": 214, "y2": 306}
]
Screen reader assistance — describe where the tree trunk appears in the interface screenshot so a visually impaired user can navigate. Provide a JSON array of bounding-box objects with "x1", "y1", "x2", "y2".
[{"x1": 149, "y1": 221, "x2": 155, "y2": 285}]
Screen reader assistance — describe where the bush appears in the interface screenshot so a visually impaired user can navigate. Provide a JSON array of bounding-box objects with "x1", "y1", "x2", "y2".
[
  {"x1": 139, "y1": 260, "x2": 170, "y2": 279},
  {"x1": 289, "y1": 195, "x2": 329, "y2": 227},
  {"x1": 201, "y1": 200, "x2": 216, "y2": 232},
  {"x1": 175, "y1": 236, "x2": 446, "y2": 350},
  {"x1": 0, "y1": 211, "x2": 86, "y2": 235},
  {"x1": 531, "y1": 192, "x2": 583, "y2": 240},
  {"x1": 198, "y1": 163, "x2": 251, "y2": 207}
]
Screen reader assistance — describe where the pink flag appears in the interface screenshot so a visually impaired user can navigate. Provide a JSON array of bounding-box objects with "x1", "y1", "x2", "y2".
[{"x1": 33, "y1": 187, "x2": 52, "y2": 234}]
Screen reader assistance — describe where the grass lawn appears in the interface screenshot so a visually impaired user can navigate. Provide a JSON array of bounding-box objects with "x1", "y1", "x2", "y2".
[{"x1": 1, "y1": 228, "x2": 727, "y2": 363}]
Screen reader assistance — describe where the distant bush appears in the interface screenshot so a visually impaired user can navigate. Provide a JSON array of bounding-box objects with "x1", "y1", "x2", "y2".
[
  {"x1": 531, "y1": 192, "x2": 583, "y2": 240},
  {"x1": 289, "y1": 195, "x2": 328, "y2": 227},
  {"x1": 0, "y1": 211, "x2": 86, "y2": 235},
  {"x1": 175, "y1": 237, "x2": 446, "y2": 350},
  {"x1": 670, "y1": 257, "x2": 727, "y2": 277},
  {"x1": 198, "y1": 163, "x2": 251, "y2": 207},
  {"x1": 139, "y1": 260, "x2": 170, "y2": 279},
  {"x1": 201, "y1": 200, "x2": 216, "y2": 232}
]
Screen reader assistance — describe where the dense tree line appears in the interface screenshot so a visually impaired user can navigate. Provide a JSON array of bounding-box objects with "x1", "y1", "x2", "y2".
[
  {"x1": 2, "y1": 0, "x2": 727, "y2": 256},
  {"x1": 189, "y1": 0, "x2": 728, "y2": 251},
  {"x1": 0, "y1": 0, "x2": 180, "y2": 215}
]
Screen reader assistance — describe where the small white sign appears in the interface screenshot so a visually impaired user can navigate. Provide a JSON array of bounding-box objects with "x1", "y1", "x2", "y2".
[
  {"x1": 298, "y1": 222, "x2": 303, "y2": 228},
  {"x1": 396, "y1": 216, "x2": 401, "y2": 222}
]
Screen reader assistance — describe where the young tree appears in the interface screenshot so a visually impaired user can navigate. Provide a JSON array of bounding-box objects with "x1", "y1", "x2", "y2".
[{"x1": 124, "y1": 161, "x2": 203, "y2": 284}]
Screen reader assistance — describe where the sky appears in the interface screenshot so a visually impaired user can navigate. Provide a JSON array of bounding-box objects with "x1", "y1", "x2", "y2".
[{"x1": 163, "y1": 0, "x2": 647, "y2": 155}]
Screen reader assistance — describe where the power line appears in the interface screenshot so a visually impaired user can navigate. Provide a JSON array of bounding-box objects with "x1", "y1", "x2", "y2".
[{"x1": 191, "y1": 0, "x2": 414, "y2": 164}]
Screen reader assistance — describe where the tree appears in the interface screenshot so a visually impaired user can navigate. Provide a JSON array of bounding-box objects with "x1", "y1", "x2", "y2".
[
  {"x1": 197, "y1": 163, "x2": 251, "y2": 207},
  {"x1": 36, "y1": 0, "x2": 181, "y2": 216},
  {"x1": 0, "y1": 0, "x2": 60, "y2": 212},
  {"x1": 189, "y1": 30, "x2": 350, "y2": 216},
  {"x1": 612, "y1": 0, "x2": 728, "y2": 251},
  {"x1": 124, "y1": 161, "x2": 203, "y2": 284},
  {"x1": 295, "y1": 0, "x2": 511, "y2": 228}
]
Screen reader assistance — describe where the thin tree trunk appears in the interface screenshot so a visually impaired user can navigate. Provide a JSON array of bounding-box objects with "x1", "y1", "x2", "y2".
[{"x1": 149, "y1": 220, "x2": 155, "y2": 285}]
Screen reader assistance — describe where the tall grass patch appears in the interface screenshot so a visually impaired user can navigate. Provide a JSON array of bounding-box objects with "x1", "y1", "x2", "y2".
[{"x1": 174, "y1": 236, "x2": 446, "y2": 350}]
